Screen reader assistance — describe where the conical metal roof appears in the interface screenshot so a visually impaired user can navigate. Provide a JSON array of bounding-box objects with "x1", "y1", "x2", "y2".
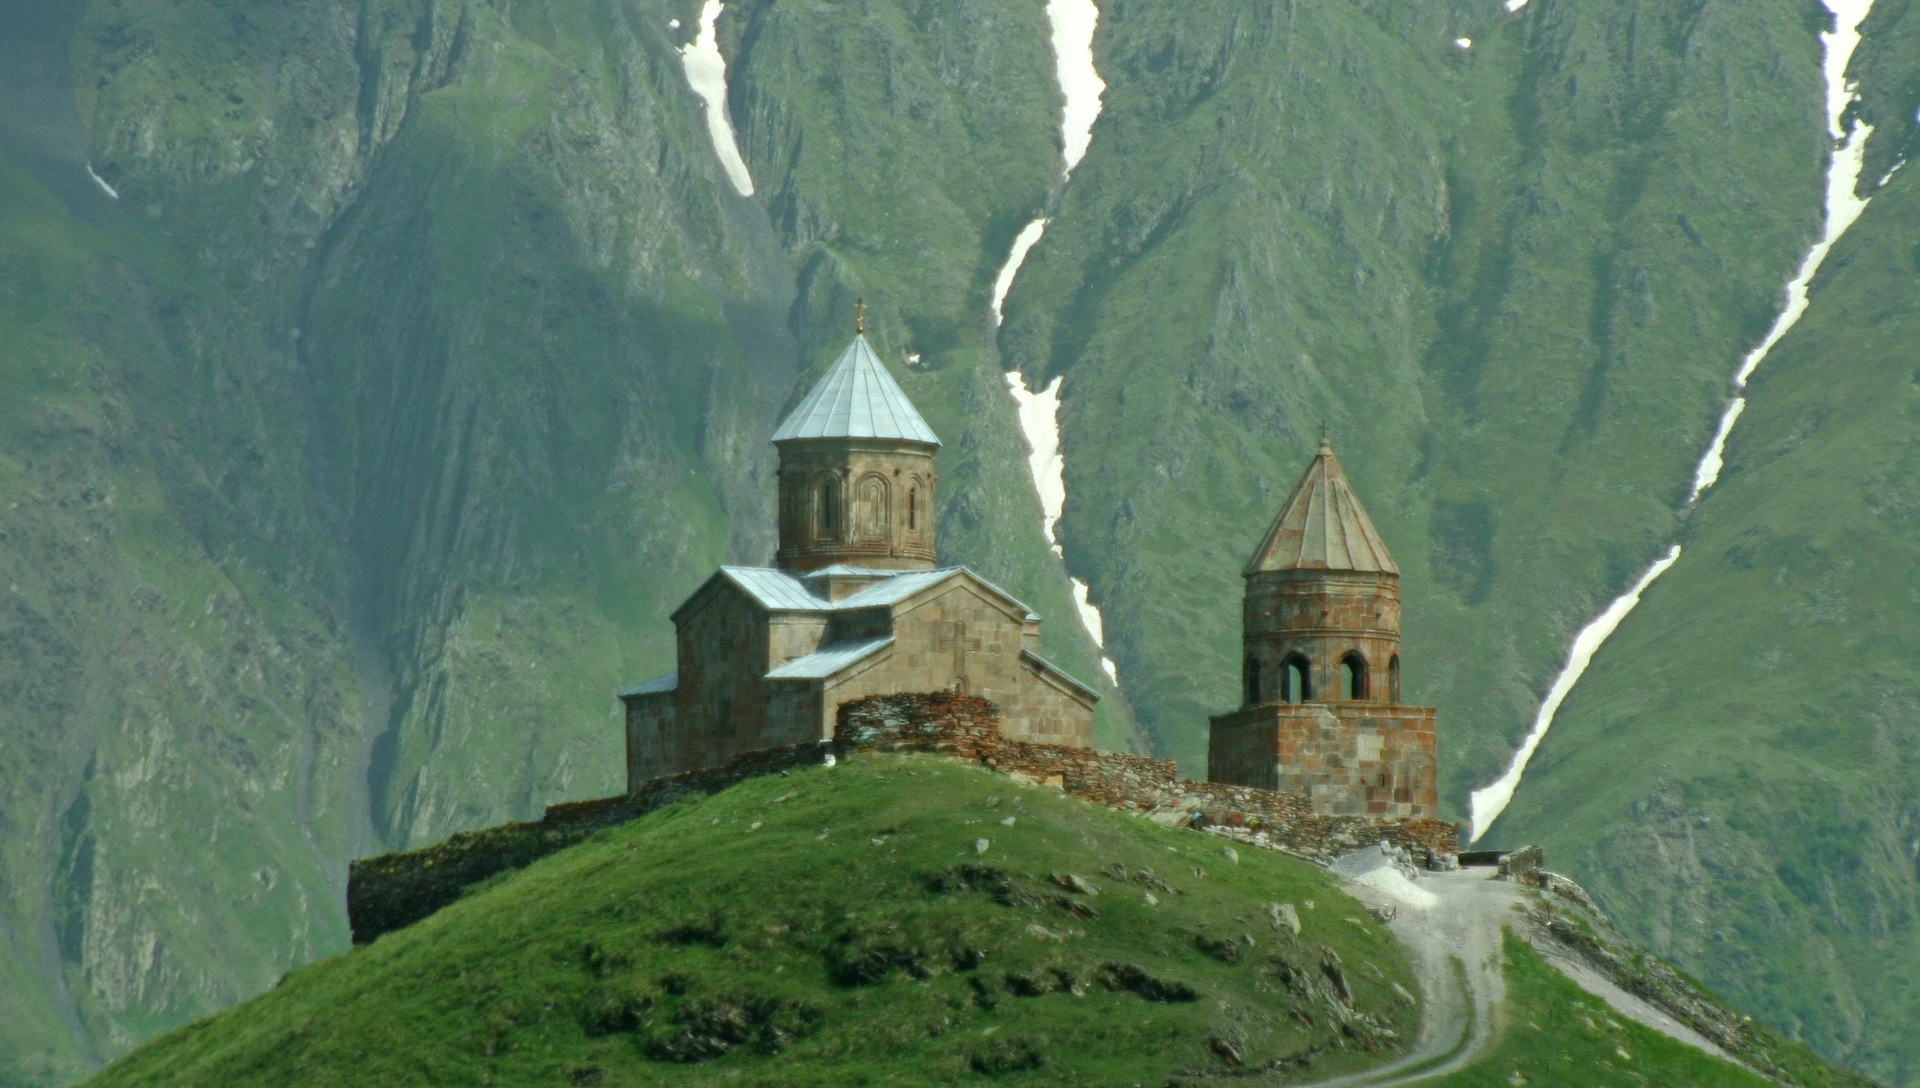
[
  {"x1": 771, "y1": 335, "x2": 940, "y2": 446},
  {"x1": 1244, "y1": 439, "x2": 1398, "y2": 575}
]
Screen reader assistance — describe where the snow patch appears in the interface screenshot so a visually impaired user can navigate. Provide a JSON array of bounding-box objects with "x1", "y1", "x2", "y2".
[
  {"x1": 1504, "y1": 0, "x2": 1531, "y2": 10},
  {"x1": 1454, "y1": 37, "x2": 1473, "y2": 50},
  {"x1": 987, "y1": 0, "x2": 1116, "y2": 687},
  {"x1": 1007, "y1": 373, "x2": 1068, "y2": 552},
  {"x1": 1048, "y1": 0, "x2": 1105, "y2": 175},
  {"x1": 1006, "y1": 372, "x2": 1121, "y2": 685},
  {"x1": 1352, "y1": 867, "x2": 1440, "y2": 910},
  {"x1": 1468, "y1": 546, "x2": 1683, "y2": 841},
  {"x1": 992, "y1": 218, "x2": 1049, "y2": 326},
  {"x1": 85, "y1": 162, "x2": 118, "y2": 200},
  {"x1": 680, "y1": 1, "x2": 755, "y2": 196}
]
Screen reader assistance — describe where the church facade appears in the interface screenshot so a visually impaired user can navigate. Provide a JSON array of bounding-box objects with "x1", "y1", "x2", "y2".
[
  {"x1": 619, "y1": 333, "x2": 1098, "y2": 790},
  {"x1": 1207, "y1": 440, "x2": 1439, "y2": 819}
]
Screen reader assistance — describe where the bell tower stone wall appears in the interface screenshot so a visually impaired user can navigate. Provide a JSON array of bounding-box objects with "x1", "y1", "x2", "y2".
[{"x1": 1243, "y1": 569, "x2": 1401, "y2": 704}]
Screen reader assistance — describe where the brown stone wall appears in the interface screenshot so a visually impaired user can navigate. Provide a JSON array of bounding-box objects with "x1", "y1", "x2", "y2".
[
  {"x1": 671, "y1": 581, "x2": 773, "y2": 773},
  {"x1": 834, "y1": 694, "x2": 1455, "y2": 861},
  {"x1": 623, "y1": 691, "x2": 679, "y2": 791},
  {"x1": 837, "y1": 692, "x2": 1001, "y2": 758},
  {"x1": 776, "y1": 439, "x2": 936, "y2": 572},
  {"x1": 1243, "y1": 569, "x2": 1402, "y2": 705},
  {"x1": 351, "y1": 741, "x2": 824, "y2": 943},
  {"x1": 1208, "y1": 703, "x2": 1437, "y2": 818}
]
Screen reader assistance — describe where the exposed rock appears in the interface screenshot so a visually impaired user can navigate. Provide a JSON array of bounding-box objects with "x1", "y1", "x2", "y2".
[
  {"x1": 1270, "y1": 901, "x2": 1302, "y2": 936},
  {"x1": 1098, "y1": 961, "x2": 1199, "y2": 1003},
  {"x1": 1048, "y1": 872, "x2": 1100, "y2": 897}
]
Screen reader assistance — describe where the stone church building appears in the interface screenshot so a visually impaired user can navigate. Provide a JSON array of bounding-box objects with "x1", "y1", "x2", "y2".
[
  {"x1": 619, "y1": 333, "x2": 1098, "y2": 789},
  {"x1": 1207, "y1": 440, "x2": 1439, "y2": 818}
]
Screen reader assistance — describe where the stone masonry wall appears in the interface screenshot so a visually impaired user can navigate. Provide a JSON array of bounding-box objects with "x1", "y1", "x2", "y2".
[
  {"x1": 355, "y1": 693, "x2": 1456, "y2": 944},
  {"x1": 1209, "y1": 703, "x2": 1438, "y2": 818},
  {"x1": 349, "y1": 742, "x2": 822, "y2": 944},
  {"x1": 837, "y1": 694, "x2": 1456, "y2": 861}
]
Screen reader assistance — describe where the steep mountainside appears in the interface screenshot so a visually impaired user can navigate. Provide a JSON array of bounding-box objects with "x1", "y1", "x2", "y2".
[
  {"x1": 3, "y1": 0, "x2": 1918, "y2": 1084},
  {"x1": 0, "y1": 0, "x2": 1119, "y2": 1082},
  {"x1": 1493, "y1": 6, "x2": 1920, "y2": 1084}
]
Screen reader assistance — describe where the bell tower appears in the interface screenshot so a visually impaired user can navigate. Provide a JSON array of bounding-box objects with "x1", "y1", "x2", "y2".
[
  {"x1": 771, "y1": 327, "x2": 940, "y2": 574},
  {"x1": 1208, "y1": 438, "x2": 1436, "y2": 818},
  {"x1": 1238, "y1": 438, "x2": 1402, "y2": 708}
]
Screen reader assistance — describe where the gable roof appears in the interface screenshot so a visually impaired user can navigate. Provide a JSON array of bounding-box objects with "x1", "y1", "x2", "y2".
[
  {"x1": 619, "y1": 670, "x2": 677, "y2": 698},
  {"x1": 770, "y1": 335, "x2": 941, "y2": 446},
  {"x1": 765, "y1": 637, "x2": 895, "y2": 680},
  {"x1": 1244, "y1": 439, "x2": 1398, "y2": 575}
]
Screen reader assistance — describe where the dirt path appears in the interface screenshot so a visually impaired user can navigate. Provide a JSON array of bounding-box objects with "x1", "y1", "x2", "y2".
[
  {"x1": 1284, "y1": 865, "x2": 1748, "y2": 1085},
  {"x1": 1288, "y1": 869, "x2": 1516, "y2": 1087}
]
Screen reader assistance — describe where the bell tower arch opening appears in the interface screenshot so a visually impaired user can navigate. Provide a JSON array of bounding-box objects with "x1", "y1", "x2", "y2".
[
  {"x1": 1340, "y1": 651, "x2": 1368, "y2": 701},
  {"x1": 1282, "y1": 654, "x2": 1311, "y2": 703}
]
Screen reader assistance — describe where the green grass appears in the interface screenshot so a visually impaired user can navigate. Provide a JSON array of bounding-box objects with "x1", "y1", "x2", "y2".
[
  {"x1": 1434, "y1": 933, "x2": 1776, "y2": 1088},
  {"x1": 84, "y1": 755, "x2": 1421, "y2": 1087}
]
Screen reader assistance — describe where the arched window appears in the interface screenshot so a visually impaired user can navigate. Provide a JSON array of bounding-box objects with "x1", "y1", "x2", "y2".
[
  {"x1": 857, "y1": 474, "x2": 889, "y2": 539},
  {"x1": 1341, "y1": 651, "x2": 1369, "y2": 701},
  {"x1": 816, "y1": 475, "x2": 841, "y2": 540},
  {"x1": 1388, "y1": 654, "x2": 1402, "y2": 703},
  {"x1": 1244, "y1": 657, "x2": 1262, "y2": 705},
  {"x1": 1281, "y1": 653, "x2": 1312, "y2": 703},
  {"x1": 908, "y1": 486, "x2": 918, "y2": 532}
]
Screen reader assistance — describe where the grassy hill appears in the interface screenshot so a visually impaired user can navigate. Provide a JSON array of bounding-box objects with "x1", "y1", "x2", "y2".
[
  {"x1": 79, "y1": 754, "x2": 1871, "y2": 1088},
  {"x1": 84, "y1": 755, "x2": 1422, "y2": 1087}
]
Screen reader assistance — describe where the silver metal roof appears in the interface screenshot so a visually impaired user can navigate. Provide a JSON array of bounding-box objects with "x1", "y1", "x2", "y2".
[
  {"x1": 1020, "y1": 650, "x2": 1101, "y2": 701},
  {"x1": 715, "y1": 566, "x2": 980, "y2": 613},
  {"x1": 619, "y1": 670, "x2": 677, "y2": 698},
  {"x1": 770, "y1": 335, "x2": 941, "y2": 446},
  {"x1": 765, "y1": 637, "x2": 895, "y2": 680},
  {"x1": 720, "y1": 567, "x2": 833, "y2": 610}
]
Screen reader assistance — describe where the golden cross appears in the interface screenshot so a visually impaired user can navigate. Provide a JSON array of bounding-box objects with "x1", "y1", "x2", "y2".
[{"x1": 854, "y1": 298, "x2": 866, "y2": 335}]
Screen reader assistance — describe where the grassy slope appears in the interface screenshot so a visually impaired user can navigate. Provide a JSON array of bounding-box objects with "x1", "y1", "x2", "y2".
[
  {"x1": 1492, "y1": 15, "x2": 1920, "y2": 1081},
  {"x1": 83, "y1": 755, "x2": 1421, "y2": 1087},
  {"x1": 1435, "y1": 934, "x2": 1776, "y2": 1088},
  {"x1": 999, "y1": 0, "x2": 1828, "y2": 791}
]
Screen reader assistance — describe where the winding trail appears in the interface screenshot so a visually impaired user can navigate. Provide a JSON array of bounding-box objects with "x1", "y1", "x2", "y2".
[
  {"x1": 1277, "y1": 866, "x2": 1749, "y2": 1086},
  {"x1": 1467, "y1": 0, "x2": 1879, "y2": 842}
]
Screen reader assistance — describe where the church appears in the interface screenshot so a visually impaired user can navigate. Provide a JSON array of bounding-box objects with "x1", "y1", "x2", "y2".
[
  {"x1": 621, "y1": 327, "x2": 1437, "y2": 821},
  {"x1": 618, "y1": 331, "x2": 1099, "y2": 790}
]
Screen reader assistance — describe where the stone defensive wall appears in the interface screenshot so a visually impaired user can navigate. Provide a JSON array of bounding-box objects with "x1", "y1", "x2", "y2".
[
  {"x1": 838, "y1": 694, "x2": 1457, "y2": 862},
  {"x1": 347, "y1": 743, "x2": 822, "y2": 943},
  {"x1": 349, "y1": 692, "x2": 1457, "y2": 944}
]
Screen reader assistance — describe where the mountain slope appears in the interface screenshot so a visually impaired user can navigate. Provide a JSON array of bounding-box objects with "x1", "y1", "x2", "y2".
[
  {"x1": 0, "y1": 0, "x2": 1118, "y2": 1079},
  {"x1": 1491, "y1": 8, "x2": 1920, "y2": 1081},
  {"x1": 999, "y1": 0, "x2": 1831, "y2": 787}
]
